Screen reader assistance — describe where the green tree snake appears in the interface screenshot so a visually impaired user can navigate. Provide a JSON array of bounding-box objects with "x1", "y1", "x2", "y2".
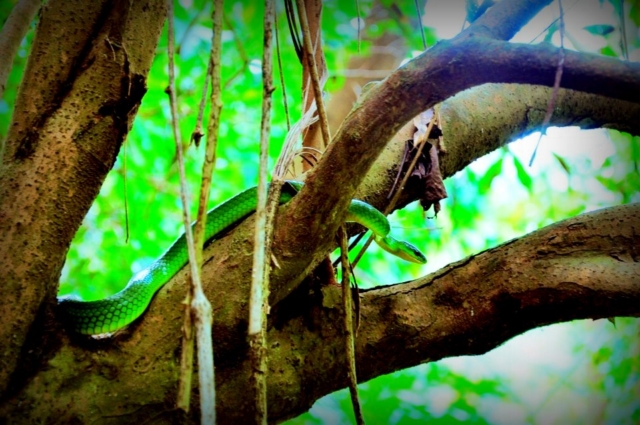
[{"x1": 58, "y1": 181, "x2": 427, "y2": 335}]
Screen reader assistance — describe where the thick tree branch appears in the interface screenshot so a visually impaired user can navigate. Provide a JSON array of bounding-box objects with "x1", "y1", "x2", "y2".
[
  {"x1": 105, "y1": 82, "x2": 638, "y2": 399},
  {"x1": 2, "y1": 204, "x2": 637, "y2": 423},
  {"x1": 359, "y1": 83, "x2": 640, "y2": 210},
  {"x1": 260, "y1": 203, "x2": 640, "y2": 422},
  {"x1": 270, "y1": 0, "x2": 640, "y2": 305},
  {"x1": 2, "y1": 0, "x2": 639, "y2": 421}
]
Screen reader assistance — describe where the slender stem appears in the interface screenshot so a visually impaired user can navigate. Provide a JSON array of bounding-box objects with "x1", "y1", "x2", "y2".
[
  {"x1": 274, "y1": 9, "x2": 291, "y2": 131},
  {"x1": 339, "y1": 226, "x2": 365, "y2": 425},
  {"x1": 167, "y1": 0, "x2": 196, "y2": 414},
  {"x1": 296, "y1": 0, "x2": 331, "y2": 148},
  {"x1": 529, "y1": 0, "x2": 565, "y2": 166},
  {"x1": 191, "y1": 0, "x2": 225, "y2": 423},
  {"x1": 414, "y1": 0, "x2": 427, "y2": 50},
  {"x1": 190, "y1": 56, "x2": 212, "y2": 146},
  {"x1": 248, "y1": 0, "x2": 276, "y2": 422}
]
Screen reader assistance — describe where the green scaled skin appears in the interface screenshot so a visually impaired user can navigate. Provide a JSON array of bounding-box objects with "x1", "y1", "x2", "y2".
[{"x1": 58, "y1": 181, "x2": 426, "y2": 335}]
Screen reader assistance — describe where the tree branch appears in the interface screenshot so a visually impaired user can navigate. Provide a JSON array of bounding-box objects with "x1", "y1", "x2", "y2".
[
  {"x1": 270, "y1": 1, "x2": 640, "y2": 305},
  {"x1": 257, "y1": 203, "x2": 640, "y2": 422},
  {"x1": 3, "y1": 204, "x2": 637, "y2": 423},
  {"x1": 377, "y1": 83, "x2": 640, "y2": 201}
]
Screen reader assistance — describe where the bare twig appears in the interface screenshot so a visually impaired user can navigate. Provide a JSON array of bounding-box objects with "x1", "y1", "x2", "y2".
[
  {"x1": 177, "y1": 6, "x2": 208, "y2": 55},
  {"x1": 339, "y1": 226, "x2": 365, "y2": 425},
  {"x1": 274, "y1": 8, "x2": 291, "y2": 130},
  {"x1": 171, "y1": 0, "x2": 221, "y2": 421},
  {"x1": 296, "y1": 0, "x2": 331, "y2": 149},
  {"x1": 167, "y1": 0, "x2": 196, "y2": 414},
  {"x1": 248, "y1": 0, "x2": 276, "y2": 422},
  {"x1": 529, "y1": 0, "x2": 564, "y2": 166},
  {"x1": 222, "y1": 14, "x2": 250, "y2": 89},
  {"x1": 414, "y1": 0, "x2": 427, "y2": 50},
  {"x1": 122, "y1": 139, "x2": 130, "y2": 243},
  {"x1": 191, "y1": 0, "x2": 225, "y2": 422},
  {"x1": 618, "y1": 0, "x2": 628, "y2": 61},
  {"x1": 191, "y1": 56, "x2": 212, "y2": 147}
]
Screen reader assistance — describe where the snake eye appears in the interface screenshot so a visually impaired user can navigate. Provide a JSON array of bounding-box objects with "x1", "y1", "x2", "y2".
[{"x1": 398, "y1": 241, "x2": 427, "y2": 264}]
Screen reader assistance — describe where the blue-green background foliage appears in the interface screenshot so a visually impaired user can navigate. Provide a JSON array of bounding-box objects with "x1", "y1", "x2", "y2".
[{"x1": 1, "y1": 0, "x2": 638, "y2": 423}]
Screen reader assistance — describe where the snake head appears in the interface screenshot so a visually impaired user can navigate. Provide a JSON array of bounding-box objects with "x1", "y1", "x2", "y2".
[
  {"x1": 376, "y1": 235, "x2": 427, "y2": 264},
  {"x1": 396, "y1": 240, "x2": 427, "y2": 264}
]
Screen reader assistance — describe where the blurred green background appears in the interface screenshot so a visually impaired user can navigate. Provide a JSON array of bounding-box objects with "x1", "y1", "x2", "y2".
[{"x1": 1, "y1": 0, "x2": 638, "y2": 423}]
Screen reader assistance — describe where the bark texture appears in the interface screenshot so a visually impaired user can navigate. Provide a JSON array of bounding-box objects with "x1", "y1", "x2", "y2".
[
  {"x1": 0, "y1": 0, "x2": 166, "y2": 397},
  {"x1": 0, "y1": 204, "x2": 637, "y2": 423},
  {"x1": 269, "y1": 0, "x2": 640, "y2": 307},
  {"x1": 1, "y1": 0, "x2": 640, "y2": 423}
]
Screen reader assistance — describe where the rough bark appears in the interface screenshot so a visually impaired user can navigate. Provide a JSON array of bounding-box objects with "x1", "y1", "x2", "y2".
[
  {"x1": 0, "y1": 203, "x2": 637, "y2": 424},
  {"x1": 270, "y1": 0, "x2": 640, "y2": 307},
  {"x1": 0, "y1": 0, "x2": 166, "y2": 397},
  {"x1": 1, "y1": 0, "x2": 640, "y2": 422},
  {"x1": 360, "y1": 84, "x2": 640, "y2": 210},
  {"x1": 1, "y1": 82, "x2": 638, "y2": 422}
]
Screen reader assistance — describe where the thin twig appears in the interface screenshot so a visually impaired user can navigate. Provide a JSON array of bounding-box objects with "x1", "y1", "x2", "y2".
[
  {"x1": 274, "y1": 8, "x2": 291, "y2": 130},
  {"x1": 191, "y1": 56, "x2": 212, "y2": 147},
  {"x1": 191, "y1": 0, "x2": 225, "y2": 422},
  {"x1": 222, "y1": 13, "x2": 251, "y2": 89},
  {"x1": 171, "y1": 0, "x2": 221, "y2": 421},
  {"x1": 177, "y1": 6, "x2": 208, "y2": 55},
  {"x1": 414, "y1": 0, "x2": 427, "y2": 50},
  {"x1": 122, "y1": 138, "x2": 130, "y2": 243},
  {"x1": 618, "y1": 0, "x2": 628, "y2": 61},
  {"x1": 296, "y1": 0, "x2": 331, "y2": 149},
  {"x1": 529, "y1": 0, "x2": 564, "y2": 167},
  {"x1": 355, "y1": 0, "x2": 361, "y2": 53},
  {"x1": 339, "y1": 226, "x2": 365, "y2": 425},
  {"x1": 167, "y1": 0, "x2": 196, "y2": 415},
  {"x1": 528, "y1": 0, "x2": 580, "y2": 44},
  {"x1": 248, "y1": 0, "x2": 276, "y2": 422}
]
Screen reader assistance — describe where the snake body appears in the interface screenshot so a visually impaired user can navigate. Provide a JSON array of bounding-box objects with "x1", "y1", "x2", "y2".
[{"x1": 58, "y1": 181, "x2": 426, "y2": 335}]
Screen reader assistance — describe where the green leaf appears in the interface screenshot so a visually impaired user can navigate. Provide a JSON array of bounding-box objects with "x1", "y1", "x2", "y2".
[
  {"x1": 553, "y1": 153, "x2": 571, "y2": 175},
  {"x1": 512, "y1": 155, "x2": 533, "y2": 193},
  {"x1": 631, "y1": 1, "x2": 640, "y2": 26},
  {"x1": 543, "y1": 21, "x2": 558, "y2": 43},
  {"x1": 584, "y1": 24, "x2": 615, "y2": 36},
  {"x1": 596, "y1": 175, "x2": 619, "y2": 192},
  {"x1": 600, "y1": 45, "x2": 618, "y2": 57},
  {"x1": 478, "y1": 157, "x2": 503, "y2": 194}
]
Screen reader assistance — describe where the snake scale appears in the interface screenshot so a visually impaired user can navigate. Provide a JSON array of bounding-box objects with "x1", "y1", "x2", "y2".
[{"x1": 58, "y1": 181, "x2": 426, "y2": 335}]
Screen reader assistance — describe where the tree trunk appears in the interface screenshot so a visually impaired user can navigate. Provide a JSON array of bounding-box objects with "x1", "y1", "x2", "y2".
[{"x1": 0, "y1": 0, "x2": 166, "y2": 397}]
